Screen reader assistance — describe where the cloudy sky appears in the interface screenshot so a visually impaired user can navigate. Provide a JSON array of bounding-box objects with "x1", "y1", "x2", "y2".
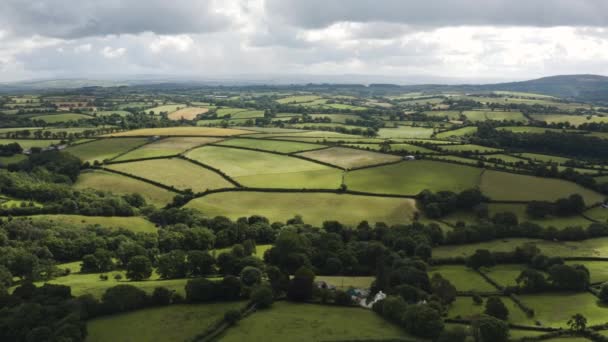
[{"x1": 1, "y1": 0, "x2": 608, "y2": 83}]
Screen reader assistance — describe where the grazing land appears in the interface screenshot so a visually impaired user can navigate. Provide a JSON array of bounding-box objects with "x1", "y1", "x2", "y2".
[
  {"x1": 215, "y1": 138, "x2": 325, "y2": 153},
  {"x1": 26, "y1": 215, "x2": 157, "y2": 233},
  {"x1": 114, "y1": 137, "x2": 221, "y2": 160},
  {"x1": 167, "y1": 107, "x2": 209, "y2": 120},
  {"x1": 106, "y1": 127, "x2": 253, "y2": 137},
  {"x1": 296, "y1": 146, "x2": 402, "y2": 169},
  {"x1": 65, "y1": 138, "x2": 149, "y2": 162}
]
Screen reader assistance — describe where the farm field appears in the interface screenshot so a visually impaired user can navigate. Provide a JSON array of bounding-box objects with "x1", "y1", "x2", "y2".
[
  {"x1": 519, "y1": 293, "x2": 608, "y2": 328},
  {"x1": 584, "y1": 206, "x2": 608, "y2": 223},
  {"x1": 390, "y1": 143, "x2": 440, "y2": 154},
  {"x1": 220, "y1": 302, "x2": 414, "y2": 342},
  {"x1": 26, "y1": 215, "x2": 157, "y2": 233},
  {"x1": 377, "y1": 126, "x2": 434, "y2": 138},
  {"x1": 185, "y1": 146, "x2": 342, "y2": 188},
  {"x1": 31, "y1": 113, "x2": 93, "y2": 123},
  {"x1": 435, "y1": 126, "x2": 478, "y2": 138},
  {"x1": 106, "y1": 158, "x2": 234, "y2": 192},
  {"x1": 0, "y1": 138, "x2": 61, "y2": 149},
  {"x1": 167, "y1": 106, "x2": 209, "y2": 120},
  {"x1": 429, "y1": 265, "x2": 496, "y2": 292},
  {"x1": 86, "y1": 302, "x2": 245, "y2": 342},
  {"x1": 64, "y1": 138, "x2": 149, "y2": 162},
  {"x1": 438, "y1": 144, "x2": 502, "y2": 153},
  {"x1": 95, "y1": 110, "x2": 131, "y2": 116},
  {"x1": 497, "y1": 126, "x2": 580, "y2": 134},
  {"x1": 314, "y1": 276, "x2": 375, "y2": 289},
  {"x1": 106, "y1": 127, "x2": 253, "y2": 137},
  {"x1": 480, "y1": 170, "x2": 605, "y2": 203},
  {"x1": 345, "y1": 160, "x2": 482, "y2": 195},
  {"x1": 215, "y1": 138, "x2": 325, "y2": 153},
  {"x1": 463, "y1": 110, "x2": 527, "y2": 122},
  {"x1": 296, "y1": 146, "x2": 401, "y2": 169},
  {"x1": 530, "y1": 114, "x2": 608, "y2": 126},
  {"x1": 276, "y1": 95, "x2": 321, "y2": 104},
  {"x1": 481, "y1": 264, "x2": 527, "y2": 287},
  {"x1": 185, "y1": 191, "x2": 418, "y2": 225},
  {"x1": 74, "y1": 170, "x2": 176, "y2": 206},
  {"x1": 446, "y1": 296, "x2": 534, "y2": 325},
  {"x1": 147, "y1": 104, "x2": 186, "y2": 114},
  {"x1": 487, "y1": 203, "x2": 593, "y2": 228},
  {"x1": 113, "y1": 137, "x2": 221, "y2": 161}
]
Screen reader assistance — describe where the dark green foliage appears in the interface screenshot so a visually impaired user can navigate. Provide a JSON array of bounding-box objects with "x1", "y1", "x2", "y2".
[
  {"x1": 250, "y1": 285, "x2": 274, "y2": 308},
  {"x1": 185, "y1": 278, "x2": 217, "y2": 302},
  {"x1": 151, "y1": 287, "x2": 173, "y2": 306},
  {"x1": 547, "y1": 264, "x2": 590, "y2": 291},
  {"x1": 437, "y1": 326, "x2": 468, "y2": 342},
  {"x1": 401, "y1": 304, "x2": 444, "y2": 339},
  {"x1": 484, "y1": 297, "x2": 509, "y2": 321},
  {"x1": 157, "y1": 250, "x2": 187, "y2": 279},
  {"x1": 287, "y1": 266, "x2": 315, "y2": 302},
  {"x1": 186, "y1": 250, "x2": 215, "y2": 276},
  {"x1": 126, "y1": 255, "x2": 152, "y2": 281},
  {"x1": 240, "y1": 266, "x2": 262, "y2": 287},
  {"x1": 471, "y1": 314, "x2": 509, "y2": 342},
  {"x1": 101, "y1": 285, "x2": 147, "y2": 313},
  {"x1": 224, "y1": 309, "x2": 241, "y2": 325},
  {"x1": 431, "y1": 273, "x2": 457, "y2": 305},
  {"x1": 466, "y1": 249, "x2": 495, "y2": 269}
]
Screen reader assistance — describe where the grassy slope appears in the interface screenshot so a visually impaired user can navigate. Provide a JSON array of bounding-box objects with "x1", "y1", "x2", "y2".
[
  {"x1": 114, "y1": 137, "x2": 222, "y2": 161},
  {"x1": 429, "y1": 265, "x2": 496, "y2": 292},
  {"x1": 185, "y1": 192, "x2": 417, "y2": 226},
  {"x1": 106, "y1": 127, "x2": 253, "y2": 137},
  {"x1": 106, "y1": 158, "x2": 234, "y2": 192},
  {"x1": 74, "y1": 170, "x2": 176, "y2": 206},
  {"x1": 65, "y1": 138, "x2": 149, "y2": 162},
  {"x1": 27, "y1": 215, "x2": 157, "y2": 234},
  {"x1": 86, "y1": 303, "x2": 245, "y2": 342},
  {"x1": 296, "y1": 147, "x2": 401, "y2": 169},
  {"x1": 216, "y1": 138, "x2": 325, "y2": 153},
  {"x1": 520, "y1": 293, "x2": 608, "y2": 328}
]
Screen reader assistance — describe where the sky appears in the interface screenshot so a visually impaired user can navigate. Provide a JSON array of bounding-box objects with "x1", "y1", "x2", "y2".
[{"x1": 1, "y1": 0, "x2": 608, "y2": 84}]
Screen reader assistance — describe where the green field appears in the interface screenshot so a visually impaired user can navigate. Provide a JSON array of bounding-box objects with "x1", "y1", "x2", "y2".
[
  {"x1": 390, "y1": 143, "x2": 440, "y2": 154},
  {"x1": 65, "y1": 138, "x2": 149, "y2": 162},
  {"x1": 114, "y1": 137, "x2": 222, "y2": 161},
  {"x1": 185, "y1": 192, "x2": 417, "y2": 226},
  {"x1": 31, "y1": 113, "x2": 93, "y2": 123},
  {"x1": 429, "y1": 265, "x2": 496, "y2": 292},
  {"x1": 186, "y1": 146, "x2": 342, "y2": 188},
  {"x1": 309, "y1": 113, "x2": 361, "y2": 123},
  {"x1": 106, "y1": 158, "x2": 234, "y2": 192},
  {"x1": 75, "y1": 170, "x2": 176, "y2": 206},
  {"x1": 87, "y1": 302, "x2": 245, "y2": 342},
  {"x1": 107, "y1": 127, "x2": 253, "y2": 137},
  {"x1": 584, "y1": 206, "x2": 608, "y2": 223},
  {"x1": 530, "y1": 114, "x2": 608, "y2": 126},
  {"x1": 346, "y1": 160, "x2": 482, "y2": 195},
  {"x1": 438, "y1": 144, "x2": 502, "y2": 153},
  {"x1": 447, "y1": 296, "x2": 534, "y2": 325},
  {"x1": 0, "y1": 138, "x2": 61, "y2": 149},
  {"x1": 147, "y1": 104, "x2": 186, "y2": 114},
  {"x1": 277, "y1": 95, "x2": 322, "y2": 104},
  {"x1": 480, "y1": 170, "x2": 605, "y2": 203},
  {"x1": 27, "y1": 215, "x2": 157, "y2": 233},
  {"x1": 565, "y1": 260, "x2": 608, "y2": 284},
  {"x1": 481, "y1": 264, "x2": 527, "y2": 287},
  {"x1": 314, "y1": 276, "x2": 375, "y2": 289},
  {"x1": 435, "y1": 126, "x2": 478, "y2": 138},
  {"x1": 498, "y1": 126, "x2": 581, "y2": 134},
  {"x1": 95, "y1": 110, "x2": 131, "y2": 117},
  {"x1": 488, "y1": 203, "x2": 593, "y2": 228},
  {"x1": 296, "y1": 146, "x2": 401, "y2": 169},
  {"x1": 377, "y1": 126, "x2": 434, "y2": 139},
  {"x1": 0, "y1": 154, "x2": 27, "y2": 166},
  {"x1": 220, "y1": 302, "x2": 414, "y2": 342},
  {"x1": 216, "y1": 138, "x2": 325, "y2": 153},
  {"x1": 519, "y1": 293, "x2": 608, "y2": 328}
]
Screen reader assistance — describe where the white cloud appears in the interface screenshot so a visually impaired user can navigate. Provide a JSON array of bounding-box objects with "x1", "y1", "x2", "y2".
[
  {"x1": 149, "y1": 35, "x2": 194, "y2": 53},
  {"x1": 74, "y1": 43, "x2": 92, "y2": 53},
  {"x1": 101, "y1": 46, "x2": 126, "y2": 59}
]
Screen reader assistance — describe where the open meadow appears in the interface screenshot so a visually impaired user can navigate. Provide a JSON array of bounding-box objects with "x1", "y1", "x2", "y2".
[{"x1": 65, "y1": 138, "x2": 149, "y2": 162}]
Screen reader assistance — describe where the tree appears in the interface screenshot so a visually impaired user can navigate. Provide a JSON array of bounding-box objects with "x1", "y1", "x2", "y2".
[
  {"x1": 471, "y1": 314, "x2": 509, "y2": 342},
  {"x1": 186, "y1": 250, "x2": 215, "y2": 276},
  {"x1": 431, "y1": 273, "x2": 457, "y2": 305},
  {"x1": 287, "y1": 266, "x2": 315, "y2": 302},
  {"x1": 547, "y1": 264, "x2": 589, "y2": 291},
  {"x1": 466, "y1": 249, "x2": 495, "y2": 269},
  {"x1": 250, "y1": 285, "x2": 274, "y2": 308},
  {"x1": 186, "y1": 278, "x2": 217, "y2": 302},
  {"x1": 101, "y1": 285, "x2": 148, "y2": 313},
  {"x1": 240, "y1": 266, "x2": 262, "y2": 287},
  {"x1": 437, "y1": 326, "x2": 468, "y2": 342},
  {"x1": 401, "y1": 304, "x2": 444, "y2": 338},
  {"x1": 484, "y1": 297, "x2": 509, "y2": 321},
  {"x1": 126, "y1": 255, "x2": 152, "y2": 281},
  {"x1": 516, "y1": 269, "x2": 548, "y2": 293},
  {"x1": 224, "y1": 309, "x2": 241, "y2": 325},
  {"x1": 599, "y1": 283, "x2": 608, "y2": 303},
  {"x1": 151, "y1": 287, "x2": 173, "y2": 306},
  {"x1": 157, "y1": 250, "x2": 187, "y2": 279},
  {"x1": 567, "y1": 313, "x2": 587, "y2": 332}
]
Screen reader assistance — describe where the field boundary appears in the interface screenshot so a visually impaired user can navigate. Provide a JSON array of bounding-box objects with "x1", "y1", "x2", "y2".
[
  {"x1": 104, "y1": 154, "x2": 180, "y2": 165},
  {"x1": 177, "y1": 156, "x2": 243, "y2": 188},
  {"x1": 95, "y1": 167, "x2": 184, "y2": 194}
]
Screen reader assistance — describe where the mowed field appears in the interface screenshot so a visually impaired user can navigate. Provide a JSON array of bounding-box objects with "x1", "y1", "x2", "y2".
[
  {"x1": 429, "y1": 265, "x2": 496, "y2": 292},
  {"x1": 185, "y1": 192, "x2": 418, "y2": 225},
  {"x1": 215, "y1": 138, "x2": 325, "y2": 153},
  {"x1": 185, "y1": 146, "x2": 342, "y2": 188},
  {"x1": 75, "y1": 170, "x2": 177, "y2": 206},
  {"x1": 220, "y1": 302, "x2": 414, "y2": 342},
  {"x1": 296, "y1": 147, "x2": 402, "y2": 169},
  {"x1": 345, "y1": 160, "x2": 482, "y2": 195},
  {"x1": 480, "y1": 170, "x2": 605, "y2": 203},
  {"x1": 65, "y1": 138, "x2": 149, "y2": 162},
  {"x1": 519, "y1": 293, "x2": 608, "y2": 328},
  {"x1": 26, "y1": 215, "x2": 157, "y2": 233},
  {"x1": 114, "y1": 137, "x2": 222, "y2": 161},
  {"x1": 167, "y1": 107, "x2": 209, "y2": 120},
  {"x1": 87, "y1": 303, "x2": 245, "y2": 342},
  {"x1": 106, "y1": 127, "x2": 253, "y2": 137},
  {"x1": 106, "y1": 158, "x2": 234, "y2": 192}
]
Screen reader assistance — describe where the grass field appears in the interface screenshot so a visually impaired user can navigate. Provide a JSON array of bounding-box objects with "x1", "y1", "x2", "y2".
[
  {"x1": 106, "y1": 127, "x2": 253, "y2": 137},
  {"x1": 231, "y1": 110, "x2": 265, "y2": 119},
  {"x1": 447, "y1": 296, "x2": 534, "y2": 325},
  {"x1": 345, "y1": 160, "x2": 482, "y2": 195},
  {"x1": 389, "y1": 143, "x2": 440, "y2": 154},
  {"x1": 584, "y1": 206, "x2": 608, "y2": 223},
  {"x1": 565, "y1": 260, "x2": 608, "y2": 284},
  {"x1": 530, "y1": 114, "x2": 608, "y2": 126},
  {"x1": 464, "y1": 110, "x2": 528, "y2": 122},
  {"x1": 377, "y1": 126, "x2": 434, "y2": 139},
  {"x1": 87, "y1": 302, "x2": 245, "y2": 342},
  {"x1": 519, "y1": 293, "x2": 608, "y2": 328},
  {"x1": 483, "y1": 153, "x2": 528, "y2": 164},
  {"x1": 186, "y1": 146, "x2": 342, "y2": 188},
  {"x1": 0, "y1": 154, "x2": 27, "y2": 166},
  {"x1": 0, "y1": 138, "x2": 61, "y2": 149},
  {"x1": 481, "y1": 264, "x2": 527, "y2": 287},
  {"x1": 31, "y1": 113, "x2": 93, "y2": 123},
  {"x1": 429, "y1": 265, "x2": 496, "y2": 292},
  {"x1": 314, "y1": 276, "x2": 375, "y2": 289},
  {"x1": 75, "y1": 170, "x2": 176, "y2": 206},
  {"x1": 65, "y1": 138, "x2": 149, "y2": 162},
  {"x1": 167, "y1": 107, "x2": 209, "y2": 120},
  {"x1": 438, "y1": 144, "x2": 502, "y2": 153},
  {"x1": 95, "y1": 110, "x2": 131, "y2": 117},
  {"x1": 296, "y1": 147, "x2": 401, "y2": 169},
  {"x1": 220, "y1": 302, "x2": 414, "y2": 342},
  {"x1": 432, "y1": 237, "x2": 608, "y2": 259},
  {"x1": 277, "y1": 95, "x2": 322, "y2": 104},
  {"x1": 106, "y1": 158, "x2": 234, "y2": 192},
  {"x1": 497, "y1": 126, "x2": 580, "y2": 134},
  {"x1": 480, "y1": 170, "x2": 605, "y2": 203},
  {"x1": 185, "y1": 192, "x2": 418, "y2": 226},
  {"x1": 27, "y1": 215, "x2": 157, "y2": 233},
  {"x1": 147, "y1": 104, "x2": 186, "y2": 114},
  {"x1": 215, "y1": 138, "x2": 325, "y2": 153},
  {"x1": 114, "y1": 137, "x2": 222, "y2": 161},
  {"x1": 435, "y1": 126, "x2": 478, "y2": 138},
  {"x1": 488, "y1": 203, "x2": 593, "y2": 228}
]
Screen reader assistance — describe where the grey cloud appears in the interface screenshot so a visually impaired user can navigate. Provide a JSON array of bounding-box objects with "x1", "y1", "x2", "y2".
[
  {"x1": 0, "y1": 0, "x2": 232, "y2": 38},
  {"x1": 266, "y1": 0, "x2": 608, "y2": 28}
]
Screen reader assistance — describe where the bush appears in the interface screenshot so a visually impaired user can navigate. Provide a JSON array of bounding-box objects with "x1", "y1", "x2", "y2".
[
  {"x1": 224, "y1": 309, "x2": 241, "y2": 325},
  {"x1": 250, "y1": 285, "x2": 274, "y2": 308},
  {"x1": 151, "y1": 287, "x2": 173, "y2": 306},
  {"x1": 185, "y1": 278, "x2": 217, "y2": 302},
  {"x1": 101, "y1": 285, "x2": 148, "y2": 313}
]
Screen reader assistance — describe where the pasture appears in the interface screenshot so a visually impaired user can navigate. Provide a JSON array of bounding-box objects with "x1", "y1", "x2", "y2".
[
  {"x1": 314, "y1": 276, "x2": 375, "y2": 289},
  {"x1": 447, "y1": 296, "x2": 534, "y2": 325},
  {"x1": 530, "y1": 114, "x2": 608, "y2": 126},
  {"x1": 481, "y1": 264, "x2": 527, "y2": 287},
  {"x1": 106, "y1": 158, "x2": 235, "y2": 192},
  {"x1": 438, "y1": 144, "x2": 502, "y2": 153},
  {"x1": 220, "y1": 302, "x2": 414, "y2": 342},
  {"x1": 0, "y1": 138, "x2": 61, "y2": 149},
  {"x1": 147, "y1": 104, "x2": 186, "y2": 114},
  {"x1": 345, "y1": 160, "x2": 482, "y2": 195},
  {"x1": 65, "y1": 138, "x2": 149, "y2": 162},
  {"x1": 435, "y1": 126, "x2": 478, "y2": 138},
  {"x1": 519, "y1": 293, "x2": 608, "y2": 328},
  {"x1": 87, "y1": 302, "x2": 245, "y2": 342},
  {"x1": 488, "y1": 203, "x2": 593, "y2": 229},
  {"x1": 463, "y1": 110, "x2": 527, "y2": 122},
  {"x1": 74, "y1": 170, "x2": 177, "y2": 206},
  {"x1": 296, "y1": 146, "x2": 402, "y2": 169},
  {"x1": 390, "y1": 143, "x2": 439, "y2": 154},
  {"x1": 185, "y1": 146, "x2": 342, "y2": 188},
  {"x1": 167, "y1": 107, "x2": 209, "y2": 120},
  {"x1": 276, "y1": 95, "x2": 321, "y2": 104},
  {"x1": 26, "y1": 215, "x2": 157, "y2": 233},
  {"x1": 31, "y1": 113, "x2": 93, "y2": 123},
  {"x1": 114, "y1": 137, "x2": 222, "y2": 161},
  {"x1": 106, "y1": 127, "x2": 253, "y2": 137},
  {"x1": 185, "y1": 191, "x2": 418, "y2": 226},
  {"x1": 377, "y1": 126, "x2": 435, "y2": 139},
  {"x1": 429, "y1": 265, "x2": 496, "y2": 292},
  {"x1": 215, "y1": 138, "x2": 325, "y2": 153},
  {"x1": 480, "y1": 170, "x2": 605, "y2": 203}
]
